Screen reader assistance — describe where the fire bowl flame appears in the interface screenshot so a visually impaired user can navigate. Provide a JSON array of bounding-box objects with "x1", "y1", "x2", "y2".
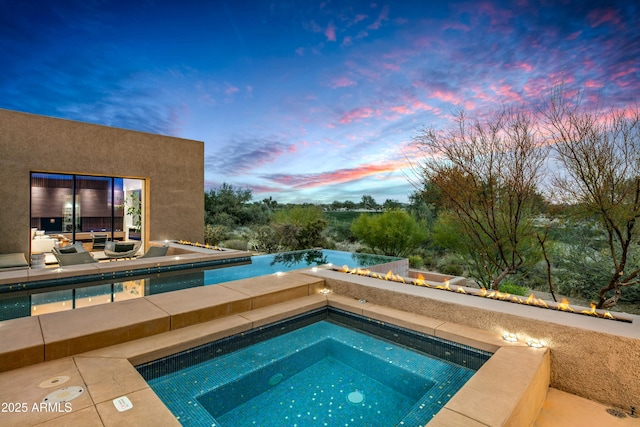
[
  {"x1": 333, "y1": 266, "x2": 632, "y2": 323},
  {"x1": 177, "y1": 240, "x2": 224, "y2": 251}
]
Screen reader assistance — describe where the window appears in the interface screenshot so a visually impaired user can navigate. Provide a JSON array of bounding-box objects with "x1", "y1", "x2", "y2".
[{"x1": 30, "y1": 173, "x2": 144, "y2": 244}]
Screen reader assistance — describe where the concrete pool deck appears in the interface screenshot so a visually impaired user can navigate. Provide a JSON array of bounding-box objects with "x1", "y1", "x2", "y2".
[{"x1": 0, "y1": 267, "x2": 638, "y2": 426}]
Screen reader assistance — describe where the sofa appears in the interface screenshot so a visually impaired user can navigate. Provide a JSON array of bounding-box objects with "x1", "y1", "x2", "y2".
[{"x1": 31, "y1": 229, "x2": 57, "y2": 253}]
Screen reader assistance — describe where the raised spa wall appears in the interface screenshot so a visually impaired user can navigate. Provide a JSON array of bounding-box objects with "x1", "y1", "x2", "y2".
[
  {"x1": 0, "y1": 263, "x2": 637, "y2": 425},
  {"x1": 313, "y1": 268, "x2": 640, "y2": 411}
]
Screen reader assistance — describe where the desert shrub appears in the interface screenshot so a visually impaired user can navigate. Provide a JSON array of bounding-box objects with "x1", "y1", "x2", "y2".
[
  {"x1": 272, "y1": 206, "x2": 328, "y2": 250},
  {"x1": 409, "y1": 255, "x2": 424, "y2": 269},
  {"x1": 204, "y1": 224, "x2": 228, "y2": 246},
  {"x1": 221, "y1": 239, "x2": 248, "y2": 251},
  {"x1": 246, "y1": 225, "x2": 280, "y2": 253},
  {"x1": 351, "y1": 210, "x2": 428, "y2": 257},
  {"x1": 498, "y1": 281, "x2": 529, "y2": 296},
  {"x1": 440, "y1": 263, "x2": 463, "y2": 276}
]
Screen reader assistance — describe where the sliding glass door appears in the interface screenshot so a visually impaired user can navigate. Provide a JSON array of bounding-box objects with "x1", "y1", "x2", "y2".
[{"x1": 30, "y1": 173, "x2": 143, "y2": 247}]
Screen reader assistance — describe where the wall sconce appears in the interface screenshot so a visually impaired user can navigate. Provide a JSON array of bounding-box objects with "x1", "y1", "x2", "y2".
[
  {"x1": 527, "y1": 339, "x2": 544, "y2": 348},
  {"x1": 502, "y1": 332, "x2": 518, "y2": 342}
]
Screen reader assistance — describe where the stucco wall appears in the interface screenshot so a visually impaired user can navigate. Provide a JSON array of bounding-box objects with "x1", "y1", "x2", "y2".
[{"x1": 0, "y1": 109, "x2": 204, "y2": 255}]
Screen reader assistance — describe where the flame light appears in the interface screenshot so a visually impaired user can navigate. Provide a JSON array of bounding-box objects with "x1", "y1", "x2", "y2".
[
  {"x1": 333, "y1": 266, "x2": 631, "y2": 323},
  {"x1": 177, "y1": 240, "x2": 224, "y2": 251}
]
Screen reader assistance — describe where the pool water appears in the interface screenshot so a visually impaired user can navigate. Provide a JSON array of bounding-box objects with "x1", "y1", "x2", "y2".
[
  {"x1": 202, "y1": 249, "x2": 400, "y2": 285},
  {"x1": 139, "y1": 309, "x2": 489, "y2": 426},
  {"x1": 0, "y1": 250, "x2": 401, "y2": 321}
]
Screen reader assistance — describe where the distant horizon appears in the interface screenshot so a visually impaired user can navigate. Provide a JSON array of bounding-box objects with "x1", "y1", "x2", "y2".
[{"x1": 2, "y1": 1, "x2": 638, "y2": 204}]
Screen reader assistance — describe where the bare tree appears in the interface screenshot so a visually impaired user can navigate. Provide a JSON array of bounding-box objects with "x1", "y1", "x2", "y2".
[
  {"x1": 413, "y1": 109, "x2": 548, "y2": 289},
  {"x1": 544, "y1": 91, "x2": 640, "y2": 309}
]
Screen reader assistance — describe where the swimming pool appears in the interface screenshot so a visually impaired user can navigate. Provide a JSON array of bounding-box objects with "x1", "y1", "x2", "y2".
[
  {"x1": 0, "y1": 250, "x2": 402, "y2": 321},
  {"x1": 202, "y1": 249, "x2": 400, "y2": 285},
  {"x1": 137, "y1": 307, "x2": 492, "y2": 426}
]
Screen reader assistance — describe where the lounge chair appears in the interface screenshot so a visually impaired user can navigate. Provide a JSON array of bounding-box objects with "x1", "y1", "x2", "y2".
[
  {"x1": 137, "y1": 245, "x2": 169, "y2": 259},
  {"x1": 104, "y1": 241, "x2": 142, "y2": 260},
  {"x1": 52, "y1": 243, "x2": 98, "y2": 266},
  {"x1": 0, "y1": 253, "x2": 30, "y2": 271},
  {"x1": 91, "y1": 233, "x2": 108, "y2": 250}
]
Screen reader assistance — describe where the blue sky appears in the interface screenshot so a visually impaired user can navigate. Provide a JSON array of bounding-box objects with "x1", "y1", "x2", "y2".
[{"x1": 1, "y1": 1, "x2": 638, "y2": 203}]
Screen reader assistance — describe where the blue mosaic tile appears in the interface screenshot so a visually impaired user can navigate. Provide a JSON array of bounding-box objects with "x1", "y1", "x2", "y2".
[{"x1": 138, "y1": 308, "x2": 491, "y2": 426}]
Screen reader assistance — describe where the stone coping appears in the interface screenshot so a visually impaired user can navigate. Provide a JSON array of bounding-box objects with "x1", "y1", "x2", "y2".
[
  {"x1": 0, "y1": 292, "x2": 550, "y2": 426},
  {"x1": 0, "y1": 272, "x2": 325, "y2": 371}
]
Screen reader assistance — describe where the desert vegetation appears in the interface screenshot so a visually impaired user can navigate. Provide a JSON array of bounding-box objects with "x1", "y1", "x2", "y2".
[{"x1": 204, "y1": 88, "x2": 640, "y2": 313}]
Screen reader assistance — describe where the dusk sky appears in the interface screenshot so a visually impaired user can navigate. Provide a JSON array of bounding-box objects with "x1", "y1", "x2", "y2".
[{"x1": 1, "y1": 1, "x2": 639, "y2": 203}]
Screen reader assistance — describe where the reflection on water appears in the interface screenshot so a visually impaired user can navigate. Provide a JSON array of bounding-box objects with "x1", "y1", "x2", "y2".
[
  {"x1": 269, "y1": 250, "x2": 396, "y2": 269},
  {"x1": 270, "y1": 250, "x2": 328, "y2": 267},
  {"x1": 28, "y1": 280, "x2": 143, "y2": 317},
  {"x1": 0, "y1": 250, "x2": 402, "y2": 321},
  {"x1": 0, "y1": 270, "x2": 206, "y2": 321}
]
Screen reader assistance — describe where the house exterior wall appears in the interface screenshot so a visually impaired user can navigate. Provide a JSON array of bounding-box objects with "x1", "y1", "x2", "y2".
[{"x1": 0, "y1": 108, "x2": 204, "y2": 255}]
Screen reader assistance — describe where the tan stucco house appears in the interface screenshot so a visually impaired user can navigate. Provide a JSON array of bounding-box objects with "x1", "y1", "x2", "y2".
[{"x1": 0, "y1": 108, "x2": 204, "y2": 258}]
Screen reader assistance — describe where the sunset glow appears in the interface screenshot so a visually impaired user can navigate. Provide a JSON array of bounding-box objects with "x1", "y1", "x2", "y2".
[{"x1": 1, "y1": 1, "x2": 638, "y2": 202}]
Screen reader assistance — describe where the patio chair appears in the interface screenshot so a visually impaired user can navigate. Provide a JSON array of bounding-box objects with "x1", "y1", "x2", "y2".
[
  {"x1": 52, "y1": 243, "x2": 98, "y2": 266},
  {"x1": 137, "y1": 245, "x2": 169, "y2": 259},
  {"x1": 91, "y1": 233, "x2": 108, "y2": 250},
  {"x1": 104, "y1": 241, "x2": 142, "y2": 260},
  {"x1": 0, "y1": 253, "x2": 30, "y2": 271}
]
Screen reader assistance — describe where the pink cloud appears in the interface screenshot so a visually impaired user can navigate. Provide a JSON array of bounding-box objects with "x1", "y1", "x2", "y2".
[
  {"x1": 513, "y1": 62, "x2": 534, "y2": 73},
  {"x1": 368, "y1": 4, "x2": 389, "y2": 30},
  {"x1": 342, "y1": 36, "x2": 353, "y2": 46},
  {"x1": 522, "y1": 77, "x2": 549, "y2": 100},
  {"x1": 491, "y1": 84, "x2": 522, "y2": 103},
  {"x1": 612, "y1": 68, "x2": 636, "y2": 80},
  {"x1": 585, "y1": 80, "x2": 603, "y2": 89},
  {"x1": 442, "y1": 22, "x2": 470, "y2": 32},
  {"x1": 295, "y1": 47, "x2": 305, "y2": 56},
  {"x1": 566, "y1": 31, "x2": 582, "y2": 40},
  {"x1": 264, "y1": 161, "x2": 405, "y2": 189},
  {"x1": 225, "y1": 84, "x2": 239, "y2": 96},
  {"x1": 353, "y1": 14, "x2": 367, "y2": 24},
  {"x1": 588, "y1": 8, "x2": 622, "y2": 28},
  {"x1": 325, "y1": 23, "x2": 337, "y2": 41},
  {"x1": 339, "y1": 107, "x2": 376, "y2": 124},
  {"x1": 429, "y1": 89, "x2": 458, "y2": 103},
  {"x1": 329, "y1": 76, "x2": 357, "y2": 89},
  {"x1": 388, "y1": 99, "x2": 438, "y2": 117},
  {"x1": 477, "y1": 2, "x2": 514, "y2": 27}
]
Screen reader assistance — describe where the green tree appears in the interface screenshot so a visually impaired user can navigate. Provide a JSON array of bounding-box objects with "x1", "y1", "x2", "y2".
[
  {"x1": 330, "y1": 200, "x2": 344, "y2": 211},
  {"x1": 382, "y1": 199, "x2": 402, "y2": 210},
  {"x1": 272, "y1": 205, "x2": 328, "y2": 250},
  {"x1": 413, "y1": 109, "x2": 548, "y2": 289},
  {"x1": 544, "y1": 91, "x2": 640, "y2": 308},
  {"x1": 406, "y1": 188, "x2": 437, "y2": 227},
  {"x1": 343, "y1": 200, "x2": 356, "y2": 210},
  {"x1": 204, "y1": 183, "x2": 269, "y2": 227},
  {"x1": 351, "y1": 210, "x2": 427, "y2": 257},
  {"x1": 360, "y1": 195, "x2": 378, "y2": 210}
]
